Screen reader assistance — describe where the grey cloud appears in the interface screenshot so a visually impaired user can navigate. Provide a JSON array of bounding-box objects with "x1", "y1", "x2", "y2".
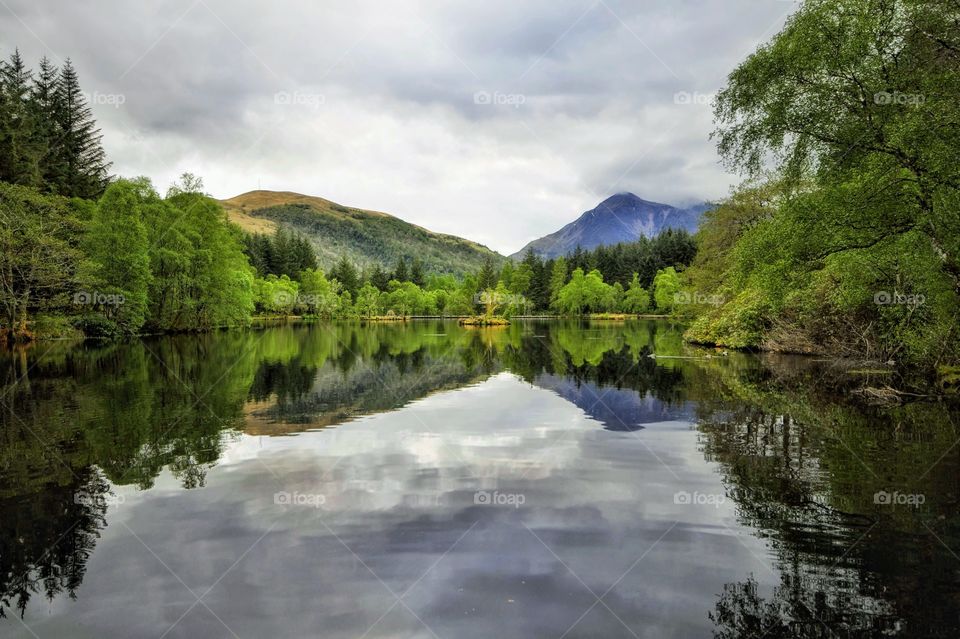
[{"x1": 0, "y1": 0, "x2": 796, "y2": 252}]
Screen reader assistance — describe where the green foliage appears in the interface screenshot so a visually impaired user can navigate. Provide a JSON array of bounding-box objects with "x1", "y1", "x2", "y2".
[
  {"x1": 0, "y1": 52, "x2": 109, "y2": 197},
  {"x1": 652, "y1": 267, "x2": 682, "y2": 312},
  {"x1": 330, "y1": 256, "x2": 360, "y2": 297},
  {"x1": 83, "y1": 181, "x2": 151, "y2": 333},
  {"x1": 689, "y1": 0, "x2": 960, "y2": 371},
  {"x1": 556, "y1": 268, "x2": 614, "y2": 314},
  {"x1": 622, "y1": 273, "x2": 651, "y2": 313},
  {"x1": 382, "y1": 280, "x2": 436, "y2": 316},
  {"x1": 0, "y1": 183, "x2": 82, "y2": 341},
  {"x1": 548, "y1": 257, "x2": 568, "y2": 311},
  {"x1": 243, "y1": 226, "x2": 317, "y2": 281},
  {"x1": 298, "y1": 269, "x2": 340, "y2": 317},
  {"x1": 355, "y1": 283, "x2": 382, "y2": 317},
  {"x1": 255, "y1": 275, "x2": 299, "y2": 315}
]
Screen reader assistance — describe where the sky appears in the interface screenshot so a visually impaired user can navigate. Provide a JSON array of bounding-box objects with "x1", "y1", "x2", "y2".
[{"x1": 0, "y1": 0, "x2": 797, "y2": 254}]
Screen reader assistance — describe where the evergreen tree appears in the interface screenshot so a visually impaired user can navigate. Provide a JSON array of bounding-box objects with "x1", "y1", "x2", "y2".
[
  {"x1": 370, "y1": 264, "x2": 391, "y2": 291},
  {"x1": 477, "y1": 256, "x2": 498, "y2": 291},
  {"x1": 292, "y1": 234, "x2": 317, "y2": 274},
  {"x1": 410, "y1": 258, "x2": 425, "y2": 287},
  {"x1": 0, "y1": 49, "x2": 41, "y2": 187},
  {"x1": 29, "y1": 56, "x2": 58, "y2": 186},
  {"x1": 50, "y1": 59, "x2": 109, "y2": 198},
  {"x1": 331, "y1": 256, "x2": 359, "y2": 297},
  {"x1": 392, "y1": 256, "x2": 408, "y2": 283}
]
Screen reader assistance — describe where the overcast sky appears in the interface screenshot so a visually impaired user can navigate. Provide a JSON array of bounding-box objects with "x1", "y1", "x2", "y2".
[{"x1": 1, "y1": 0, "x2": 796, "y2": 254}]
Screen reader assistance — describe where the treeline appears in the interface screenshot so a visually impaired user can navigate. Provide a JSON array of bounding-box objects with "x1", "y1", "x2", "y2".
[
  {"x1": 0, "y1": 50, "x2": 109, "y2": 198},
  {"x1": 253, "y1": 230, "x2": 697, "y2": 318},
  {"x1": 680, "y1": 0, "x2": 960, "y2": 376}
]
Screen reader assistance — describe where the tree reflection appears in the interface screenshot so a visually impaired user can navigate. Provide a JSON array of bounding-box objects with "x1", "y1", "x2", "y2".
[
  {"x1": 2, "y1": 320, "x2": 958, "y2": 631},
  {"x1": 694, "y1": 367, "x2": 960, "y2": 637}
]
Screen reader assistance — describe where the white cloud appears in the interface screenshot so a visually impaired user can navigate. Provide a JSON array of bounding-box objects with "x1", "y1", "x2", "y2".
[{"x1": 0, "y1": 0, "x2": 796, "y2": 253}]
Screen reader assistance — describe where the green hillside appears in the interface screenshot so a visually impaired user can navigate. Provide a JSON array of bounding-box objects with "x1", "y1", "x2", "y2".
[{"x1": 222, "y1": 190, "x2": 503, "y2": 274}]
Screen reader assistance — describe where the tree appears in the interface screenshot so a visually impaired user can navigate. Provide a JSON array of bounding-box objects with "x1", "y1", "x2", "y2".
[
  {"x1": 255, "y1": 274, "x2": 299, "y2": 315},
  {"x1": 477, "y1": 256, "x2": 498, "y2": 291},
  {"x1": 0, "y1": 49, "x2": 41, "y2": 187},
  {"x1": 84, "y1": 180, "x2": 152, "y2": 332},
  {"x1": 0, "y1": 183, "x2": 80, "y2": 342},
  {"x1": 713, "y1": 0, "x2": 960, "y2": 291},
  {"x1": 548, "y1": 256, "x2": 568, "y2": 311},
  {"x1": 410, "y1": 258, "x2": 425, "y2": 287},
  {"x1": 166, "y1": 172, "x2": 205, "y2": 197},
  {"x1": 299, "y1": 269, "x2": 340, "y2": 317},
  {"x1": 29, "y1": 56, "x2": 58, "y2": 187},
  {"x1": 369, "y1": 264, "x2": 391, "y2": 291},
  {"x1": 622, "y1": 273, "x2": 651, "y2": 313},
  {"x1": 49, "y1": 59, "x2": 109, "y2": 198},
  {"x1": 355, "y1": 283, "x2": 381, "y2": 317},
  {"x1": 392, "y1": 256, "x2": 408, "y2": 283},
  {"x1": 164, "y1": 190, "x2": 254, "y2": 329},
  {"x1": 331, "y1": 256, "x2": 359, "y2": 297},
  {"x1": 652, "y1": 267, "x2": 682, "y2": 312},
  {"x1": 553, "y1": 267, "x2": 616, "y2": 314}
]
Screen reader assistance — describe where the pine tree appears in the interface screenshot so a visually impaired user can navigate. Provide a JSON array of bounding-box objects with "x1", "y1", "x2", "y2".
[
  {"x1": 477, "y1": 256, "x2": 497, "y2": 290},
  {"x1": 50, "y1": 59, "x2": 109, "y2": 198},
  {"x1": 0, "y1": 49, "x2": 41, "y2": 186},
  {"x1": 331, "y1": 256, "x2": 359, "y2": 297},
  {"x1": 410, "y1": 258, "x2": 425, "y2": 287},
  {"x1": 392, "y1": 256, "x2": 408, "y2": 283},
  {"x1": 29, "y1": 56, "x2": 58, "y2": 185},
  {"x1": 292, "y1": 234, "x2": 317, "y2": 275},
  {"x1": 370, "y1": 264, "x2": 390, "y2": 291}
]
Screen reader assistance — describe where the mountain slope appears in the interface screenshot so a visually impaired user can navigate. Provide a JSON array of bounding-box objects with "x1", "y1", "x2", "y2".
[
  {"x1": 222, "y1": 190, "x2": 503, "y2": 274},
  {"x1": 511, "y1": 193, "x2": 711, "y2": 259}
]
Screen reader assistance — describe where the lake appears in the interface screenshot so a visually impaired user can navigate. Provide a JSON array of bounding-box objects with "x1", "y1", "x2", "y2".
[{"x1": 1, "y1": 320, "x2": 958, "y2": 638}]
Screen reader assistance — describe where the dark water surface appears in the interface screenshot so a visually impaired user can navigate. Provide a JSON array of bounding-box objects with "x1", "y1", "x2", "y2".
[{"x1": 1, "y1": 320, "x2": 958, "y2": 638}]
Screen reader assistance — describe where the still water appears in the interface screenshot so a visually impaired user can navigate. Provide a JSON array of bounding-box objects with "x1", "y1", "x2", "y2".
[{"x1": 1, "y1": 320, "x2": 958, "y2": 638}]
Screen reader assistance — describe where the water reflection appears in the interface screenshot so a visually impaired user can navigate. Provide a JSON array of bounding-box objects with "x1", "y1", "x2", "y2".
[{"x1": 0, "y1": 320, "x2": 957, "y2": 637}]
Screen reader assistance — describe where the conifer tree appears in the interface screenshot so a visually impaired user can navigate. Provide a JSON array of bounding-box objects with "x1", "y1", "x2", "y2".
[
  {"x1": 392, "y1": 256, "x2": 408, "y2": 283},
  {"x1": 0, "y1": 49, "x2": 41, "y2": 186},
  {"x1": 50, "y1": 59, "x2": 109, "y2": 198}
]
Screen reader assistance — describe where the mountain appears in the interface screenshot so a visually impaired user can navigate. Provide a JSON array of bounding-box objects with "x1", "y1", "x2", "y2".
[
  {"x1": 221, "y1": 190, "x2": 504, "y2": 275},
  {"x1": 510, "y1": 193, "x2": 711, "y2": 259}
]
